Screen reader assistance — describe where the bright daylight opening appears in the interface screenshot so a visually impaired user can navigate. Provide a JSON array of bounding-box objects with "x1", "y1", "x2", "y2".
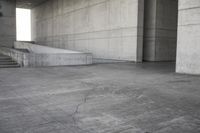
[{"x1": 16, "y1": 8, "x2": 31, "y2": 41}]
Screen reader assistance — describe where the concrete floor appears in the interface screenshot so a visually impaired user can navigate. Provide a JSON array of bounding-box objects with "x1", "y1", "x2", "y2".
[{"x1": 0, "y1": 62, "x2": 200, "y2": 133}]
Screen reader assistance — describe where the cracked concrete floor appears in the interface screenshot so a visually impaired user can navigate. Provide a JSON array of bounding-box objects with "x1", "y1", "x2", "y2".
[{"x1": 0, "y1": 62, "x2": 200, "y2": 133}]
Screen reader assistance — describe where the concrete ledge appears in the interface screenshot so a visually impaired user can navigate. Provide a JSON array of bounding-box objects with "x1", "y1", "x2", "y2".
[
  {"x1": 14, "y1": 42, "x2": 82, "y2": 54},
  {"x1": 93, "y1": 58, "x2": 132, "y2": 64},
  {"x1": 0, "y1": 42, "x2": 93, "y2": 67}
]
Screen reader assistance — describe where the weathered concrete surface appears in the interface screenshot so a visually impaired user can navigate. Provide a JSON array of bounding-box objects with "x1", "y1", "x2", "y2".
[
  {"x1": 176, "y1": 0, "x2": 200, "y2": 74},
  {"x1": 0, "y1": 0, "x2": 16, "y2": 47},
  {"x1": 0, "y1": 54, "x2": 20, "y2": 68},
  {"x1": 14, "y1": 41, "x2": 84, "y2": 54},
  {"x1": 143, "y1": 0, "x2": 178, "y2": 61},
  {"x1": 31, "y1": 0, "x2": 144, "y2": 62},
  {"x1": 17, "y1": 0, "x2": 47, "y2": 8},
  {"x1": 0, "y1": 42, "x2": 93, "y2": 67},
  {"x1": 0, "y1": 63, "x2": 200, "y2": 133}
]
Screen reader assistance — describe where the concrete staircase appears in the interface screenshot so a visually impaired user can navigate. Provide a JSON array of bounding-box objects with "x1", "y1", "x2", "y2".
[{"x1": 0, "y1": 54, "x2": 20, "y2": 68}]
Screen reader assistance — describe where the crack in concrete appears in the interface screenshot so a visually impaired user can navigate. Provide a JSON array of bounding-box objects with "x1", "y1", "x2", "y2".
[{"x1": 70, "y1": 90, "x2": 91, "y2": 133}]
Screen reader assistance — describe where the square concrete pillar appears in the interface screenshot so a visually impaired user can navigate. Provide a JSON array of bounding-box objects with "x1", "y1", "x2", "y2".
[{"x1": 176, "y1": 0, "x2": 200, "y2": 74}]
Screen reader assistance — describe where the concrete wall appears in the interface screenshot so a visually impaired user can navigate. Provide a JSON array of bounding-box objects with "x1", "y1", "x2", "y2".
[
  {"x1": 31, "y1": 0, "x2": 144, "y2": 62},
  {"x1": 143, "y1": 0, "x2": 178, "y2": 61},
  {"x1": 176, "y1": 0, "x2": 200, "y2": 74},
  {"x1": 0, "y1": 0, "x2": 16, "y2": 47}
]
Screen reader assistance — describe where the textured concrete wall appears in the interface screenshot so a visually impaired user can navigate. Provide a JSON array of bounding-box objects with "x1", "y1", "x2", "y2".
[
  {"x1": 0, "y1": 0, "x2": 16, "y2": 47},
  {"x1": 31, "y1": 0, "x2": 144, "y2": 62},
  {"x1": 143, "y1": 0, "x2": 178, "y2": 61},
  {"x1": 176, "y1": 0, "x2": 200, "y2": 74}
]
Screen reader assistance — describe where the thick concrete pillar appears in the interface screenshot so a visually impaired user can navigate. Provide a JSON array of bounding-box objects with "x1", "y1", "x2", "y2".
[
  {"x1": 143, "y1": 0, "x2": 178, "y2": 61},
  {"x1": 0, "y1": 0, "x2": 16, "y2": 47},
  {"x1": 31, "y1": 0, "x2": 144, "y2": 62},
  {"x1": 176, "y1": 0, "x2": 200, "y2": 74}
]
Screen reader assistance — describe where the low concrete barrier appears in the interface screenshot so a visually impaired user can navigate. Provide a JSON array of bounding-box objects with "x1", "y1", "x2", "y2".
[
  {"x1": 14, "y1": 42, "x2": 82, "y2": 54},
  {"x1": 0, "y1": 42, "x2": 92, "y2": 67}
]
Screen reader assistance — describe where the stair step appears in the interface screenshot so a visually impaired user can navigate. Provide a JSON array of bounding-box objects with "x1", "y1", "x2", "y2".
[
  {"x1": 0, "y1": 57, "x2": 11, "y2": 60},
  {"x1": 0, "y1": 60, "x2": 14, "y2": 63},
  {"x1": 0, "y1": 57, "x2": 11, "y2": 59},
  {"x1": 0, "y1": 64, "x2": 20, "y2": 68},
  {"x1": 0, "y1": 55, "x2": 20, "y2": 68},
  {"x1": 0, "y1": 57, "x2": 10, "y2": 58},
  {"x1": 0, "y1": 59, "x2": 14, "y2": 62},
  {"x1": 0, "y1": 60, "x2": 15, "y2": 62},
  {"x1": 0, "y1": 54, "x2": 9, "y2": 56},
  {"x1": 0, "y1": 62, "x2": 18, "y2": 65}
]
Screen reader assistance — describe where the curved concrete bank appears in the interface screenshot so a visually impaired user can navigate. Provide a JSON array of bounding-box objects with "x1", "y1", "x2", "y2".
[{"x1": 0, "y1": 42, "x2": 92, "y2": 67}]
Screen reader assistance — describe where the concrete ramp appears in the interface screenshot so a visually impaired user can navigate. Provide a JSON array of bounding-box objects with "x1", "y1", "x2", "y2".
[
  {"x1": 0, "y1": 42, "x2": 92, "y2": 67},
  {"x1": 14, "y1": 42, "x2": 82, "y2": 54}
]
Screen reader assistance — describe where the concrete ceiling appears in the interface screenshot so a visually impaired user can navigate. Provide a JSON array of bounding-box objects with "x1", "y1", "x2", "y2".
[{"x1": 17, "y1": 0, "x2": 47, "y2": 9}]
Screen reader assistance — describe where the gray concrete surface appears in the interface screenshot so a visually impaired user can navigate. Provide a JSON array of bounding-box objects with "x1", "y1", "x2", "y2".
[
  {"x1": 17, "y1": 0, "x2": 47, "y2": 8},
  {"x1": 0, "y1": 42, "x2": 92, "y2": 67},
  {"x1": 0, "y1": 0, "x2": 16, "y2": 47},
  {"x1": 0, "y1": 62, "x2": 200, "y2": 133},
  {"x1": 143, "y1": 0, "x2": 178, "y2": 61},
  {"x1": 0, "y1": 54, "x2": 20, "y2": 68},
  {"x1": 14, "y1": 42, "x2": 83, "y2": 54},
  {"x1": 31, "y1": 0, "x2": 144, "y2": 62},
  {"x1": 176, "y1": 0, "x2": 200, "y2": 74}
]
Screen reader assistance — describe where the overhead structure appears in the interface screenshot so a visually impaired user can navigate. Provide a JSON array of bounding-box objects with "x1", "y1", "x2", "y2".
[{"x1": 17, "y1": 0, "x2": 47, "y2": 8}]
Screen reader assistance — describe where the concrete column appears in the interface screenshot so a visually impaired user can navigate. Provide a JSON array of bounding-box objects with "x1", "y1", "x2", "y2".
[
  {"x1": 0, "y1": 0, "x2": 16, "y2": 47},
  {"x1": 176, "y1": 0, "x2": 200, "y2": 74},
  {"x1": 143, "y1": 0, "x2": 178, "y2": 61}
]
